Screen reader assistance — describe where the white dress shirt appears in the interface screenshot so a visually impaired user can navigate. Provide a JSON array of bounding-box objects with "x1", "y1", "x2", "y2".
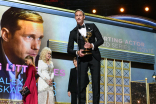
[{"x1": 78, "y1": 23, "x2": 87, "y2": 37}]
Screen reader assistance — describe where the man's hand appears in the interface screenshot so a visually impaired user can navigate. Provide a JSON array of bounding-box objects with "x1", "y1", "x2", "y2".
[
  {"x1": 84, "y1": 42, "x2": 93, "y2": 49},
  {"x1": 78, "y1": 49, "x2": 85, "y2": 57},
  {"x1": 68, "y1": 91, "x2": 71, "y2": 97}
]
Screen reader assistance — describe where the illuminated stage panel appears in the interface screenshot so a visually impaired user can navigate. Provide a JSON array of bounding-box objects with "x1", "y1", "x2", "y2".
[{"x1": 48, "y1": 40, "x2": 155, "y2": 64}]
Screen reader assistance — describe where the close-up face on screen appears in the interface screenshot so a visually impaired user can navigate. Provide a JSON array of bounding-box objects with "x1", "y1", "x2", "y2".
[{"x1": 0, "y1": 5, "x2": 77, "y2": 102}]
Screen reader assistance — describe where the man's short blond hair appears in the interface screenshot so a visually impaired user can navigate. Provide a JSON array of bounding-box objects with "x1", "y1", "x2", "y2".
[
  {"x1": 75, "y1": 9, "x2": 85, "y2": 16},
  {"x1": 1, "y1": 7, "x2": 43, "y2": 36}
]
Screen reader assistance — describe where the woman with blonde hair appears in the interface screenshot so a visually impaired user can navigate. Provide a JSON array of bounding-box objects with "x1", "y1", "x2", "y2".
[
  {"x1": 23, "y1": 55, "x2": 38, "y2": 104},
  {"x1": 38, "y1": 47, "x2": 55, "y2": 104}
]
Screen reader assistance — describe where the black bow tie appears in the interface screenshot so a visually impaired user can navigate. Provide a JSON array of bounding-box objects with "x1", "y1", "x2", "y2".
[{"x1": 78, "y1": 25, "x2": 85, "y2": 29}]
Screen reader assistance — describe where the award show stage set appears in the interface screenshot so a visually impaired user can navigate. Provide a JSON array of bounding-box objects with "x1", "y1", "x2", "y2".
[{"x1": 0, "y1": 0, "x2": 156, "y2": 104}]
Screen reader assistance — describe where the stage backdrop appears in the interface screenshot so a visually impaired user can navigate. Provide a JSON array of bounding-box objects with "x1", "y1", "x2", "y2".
[{"x1": 0, "y1": 1, "x2": 156, "y2": 103}]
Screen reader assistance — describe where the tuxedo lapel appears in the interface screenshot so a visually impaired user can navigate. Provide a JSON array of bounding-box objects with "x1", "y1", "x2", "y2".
[
  {"x1": 74, "y1": 26, "x2": 84, "y2": 40},
  {"x1": 86, "y1": 24, "x2": 93, "y2": 33},
  {"x1": 79, "y1": 34, "x2": 84, "y2": 40},
  {"x1": 77, "y1": 30, "x2": 83, "y2": 40},
  {"x1": 86, "y1": 24, "x2": 89, "y2": 33},
  {"x1": 85, "y1": 24, "x2": 93, "y2": 42}
]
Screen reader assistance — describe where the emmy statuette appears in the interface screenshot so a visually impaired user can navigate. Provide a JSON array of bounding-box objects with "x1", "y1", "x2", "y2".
[{"x1": 82, "y1": 31, "x2": 92, "y2": 55}]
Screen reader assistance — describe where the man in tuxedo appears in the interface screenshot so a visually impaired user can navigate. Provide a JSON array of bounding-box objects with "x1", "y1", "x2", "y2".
[
  {"x1": 67, "y1": 9, "x2": 104, "y2": 104},
  {"x1": 0, "y1": 7, "x2": 44, "y2": 100}
]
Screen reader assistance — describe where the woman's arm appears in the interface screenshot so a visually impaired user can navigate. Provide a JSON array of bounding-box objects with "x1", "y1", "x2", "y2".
[
  {"x1": 50, "y1": 62, "x2": 54, "y2": 80},
  {"x1": 38, "y1": 60, "x2": 47, "y2": 80},
  {"x1": 38, "y1": 60, "x2": 51, "y2": 85}
]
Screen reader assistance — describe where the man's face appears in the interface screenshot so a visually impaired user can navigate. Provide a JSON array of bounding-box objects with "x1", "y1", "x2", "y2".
[
  {"x1": 7, "y1": 20, "x2": 44, "y2": 64},
  {"x1": 75, "y1": 11, "x2": 85, "y2": 25},
  {"x1": 73, "y1": 60, "x2": 77, "y2": 68}
]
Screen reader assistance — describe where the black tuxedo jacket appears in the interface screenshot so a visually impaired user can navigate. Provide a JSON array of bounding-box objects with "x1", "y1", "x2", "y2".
[
  {"x1": 67, "y1": 23, "x2": 104, "y2": 61},
  {"x1": 68, "y1": 67, "x2": 89, "y2": 93}
]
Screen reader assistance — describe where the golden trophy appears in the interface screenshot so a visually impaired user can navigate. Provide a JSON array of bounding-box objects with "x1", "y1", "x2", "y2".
[{"x1": 82, "y1": 31, "x2": 92, "y2": 55}]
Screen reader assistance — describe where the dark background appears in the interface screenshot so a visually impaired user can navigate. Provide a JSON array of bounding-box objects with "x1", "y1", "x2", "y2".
[{"x1": 21, "y1": 0, "x2": 156, "y2": 20}]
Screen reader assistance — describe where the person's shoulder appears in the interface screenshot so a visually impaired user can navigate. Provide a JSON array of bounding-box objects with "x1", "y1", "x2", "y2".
[
  {"x1": 50, "y1": 61, "x2": 53, "y2": 64},
  {"x1": 86, "y1": 23, "x2": 94, "y2": 26},
  {"x1": 86, "y1": 23, "x2": 97, "y2": 30},
  {"x1": 38, "y1": 60, "x2": 44, "y2": 63},
  {"x1": 29, "y1": 65, "x2": 35, "y2": 68},
  {"x1": 50, "y1": 61, "x2": 54, "y2": 66},
  {"x1": 70, "y1": 26, "x2": 77, "y2": 33},
  {"x1": 71, "y1": 68, "x2": 75, "y2": 70},
  {"x1": 27, "y1": 65, "x2": 35, "y2": 72},
  {"x1": 70, "y1": 67, "x2": 76, "y2": 71},
  {"x1": 39, "y1": 60, "x2": 43, "y2": 62}
]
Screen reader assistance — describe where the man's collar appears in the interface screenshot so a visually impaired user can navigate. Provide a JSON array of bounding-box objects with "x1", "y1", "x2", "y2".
[
  {"x1": 74, "y1": 23, "x2": 87, "y2": 31},
  {"x1": 5, "y1": 53, "x2": 13, "y2": 67},
  {"x1": 80, "y1": 23, "x2": 85, "y2": 27},
  {"x1": 82, "y1": 23, "x2": 85, "y2": 26}
]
